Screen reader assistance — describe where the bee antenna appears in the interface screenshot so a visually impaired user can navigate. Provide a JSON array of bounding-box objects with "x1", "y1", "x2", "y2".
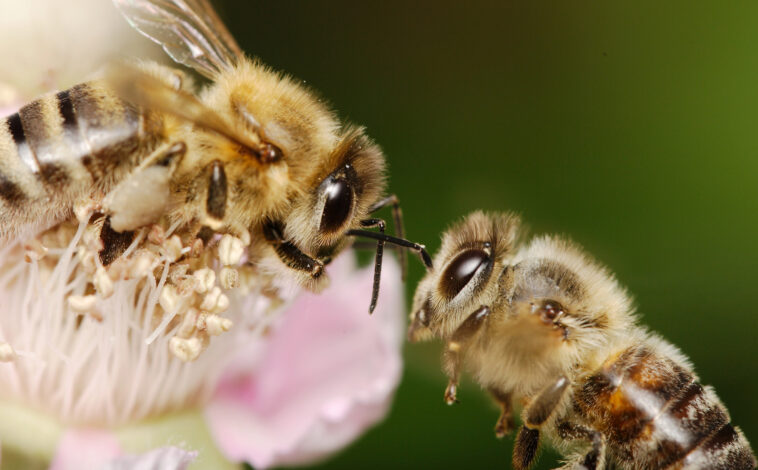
[{"x1": 347, "y1": 229, "x2": 433, "y2": 270}]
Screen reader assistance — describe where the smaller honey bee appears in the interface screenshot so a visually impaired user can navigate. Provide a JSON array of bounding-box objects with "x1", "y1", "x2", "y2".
[{"x1": 408, "y1": 212, "x2": 756, "y2": 469}]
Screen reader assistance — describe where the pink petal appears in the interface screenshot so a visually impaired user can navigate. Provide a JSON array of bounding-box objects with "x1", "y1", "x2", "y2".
[
  {"x1": 102, "y1": 446, "x2": 197, "y2": 470},
  {"x1": 0, "y1": 105, "x2": 19, "y2": 118},
  {"x1": 49, "y1": 429, "x2": 122, "y2": 470},
  {"x1": 50, "y1": 430, "x2": 197, "y2": 470},
  {"x1": 205, "y1": 254, "x2": 405, "y2": 469}
]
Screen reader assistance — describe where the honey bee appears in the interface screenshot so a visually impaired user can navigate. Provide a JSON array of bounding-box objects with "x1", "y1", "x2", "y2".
[
  {"x1": 0, "y1": 0, "x2": 431, "y2": 311},
  {"x1": 408, "y1": 212, "x2": 756, "y2": 469}
]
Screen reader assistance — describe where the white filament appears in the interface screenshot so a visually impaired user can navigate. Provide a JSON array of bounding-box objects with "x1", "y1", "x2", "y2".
[{"x1": 0, "y1": 219, "x2": 287, "y2": 426}]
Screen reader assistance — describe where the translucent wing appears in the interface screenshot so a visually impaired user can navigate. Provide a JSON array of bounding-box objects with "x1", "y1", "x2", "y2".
[
  {"x1": 106, "y1": 63, "x2": 261, "y2": 152},
  {"x1": 113, "y1": 0, "x2": 244, "y2": 79}
]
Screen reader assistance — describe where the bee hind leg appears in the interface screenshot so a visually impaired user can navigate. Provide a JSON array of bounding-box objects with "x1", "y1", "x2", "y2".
[
  {"x1": 513, "y1": 375, "x2": 571, "y2": 470},
  {"x1": 103, "y1": 141, "x2": 186, "y2": 233},
  {"x1": 99, "y1": 215, "x2": 135, "y2": 266},
  {"x1": 554, "y1": 422, "x2": 606, "y2": 470},
  {"x1": 442, "y1": 305, "x2": 491, "y2": 405},
  {"x1": 488, "y1": 387, "x2": 514, "y2": 438}
]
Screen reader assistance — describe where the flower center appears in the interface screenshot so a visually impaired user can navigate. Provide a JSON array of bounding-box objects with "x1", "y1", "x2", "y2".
[{"x1": 0, "y1": 216, "x2": 290, "y2": 427}]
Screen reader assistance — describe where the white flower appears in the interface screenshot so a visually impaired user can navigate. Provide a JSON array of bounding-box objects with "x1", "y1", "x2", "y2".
[{"x1": 0, "y1": 0, "x2": 160, "y2": 100}]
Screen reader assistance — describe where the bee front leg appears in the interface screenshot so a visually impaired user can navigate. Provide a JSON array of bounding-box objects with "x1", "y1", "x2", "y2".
[
  {"x1": 368, "y1": 194, "x2": 407, "y2": 280},
  {"x1": 554, "y1": 422, "x2": 606, "y2": 470},
  {"x1": 488, "y1": 387, "x2": 515, "y2": 438},
  {"x1": 204, "y1": 160, "x2": 227, "y2": 230},
  {"x1": 358, "y1": 218, "x2": 386, "y2": 314},
  {"x1": 513, "y1": 375, "x2": 571, "y2": 470},
  {"x1": 198, "y1": 161, "x2": 253, "y2": 245},
  {"x1": 442, "y1": 305, "x2": 490, "y2": 405},
  {"x1": 262, "y1": 220, "x2": 324, "y2": 278}
]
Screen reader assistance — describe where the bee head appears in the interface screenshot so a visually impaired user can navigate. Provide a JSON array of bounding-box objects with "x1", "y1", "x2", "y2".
[
  {"x1": 258, "y1": 128, "x2": 387, "y2": 292},
  {"x1": 408, "y1": 212, "x2": 520, "y2": 342}
]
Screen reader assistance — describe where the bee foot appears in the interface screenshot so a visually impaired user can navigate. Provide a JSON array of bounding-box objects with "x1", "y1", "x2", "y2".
[
  {"x1": 494, "y1": 419, "x2": 514, "y2": 438},
  {"x1": 444, "y1": 381, "x2": 458, "y2": 405}
]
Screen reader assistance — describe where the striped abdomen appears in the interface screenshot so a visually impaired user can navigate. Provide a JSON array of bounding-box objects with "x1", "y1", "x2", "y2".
[
  {"x1": 0, "y1": 81, "x2": 162, "y2": 239},
  {"x1": 575, "y1": 344, "x2": 756, "y2": 469}
]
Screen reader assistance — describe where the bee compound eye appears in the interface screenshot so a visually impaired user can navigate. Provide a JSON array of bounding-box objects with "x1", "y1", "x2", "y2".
[
  {"x1": 440, "y1": 249, "x2": 490, "y2": 299},
  {"x1": 319, "y1": 178, "x2": 353, "y2": 233}
]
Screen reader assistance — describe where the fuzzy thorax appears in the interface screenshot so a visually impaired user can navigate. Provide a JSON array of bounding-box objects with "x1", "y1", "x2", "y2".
[
  {"x1": 197, "y1": 58, "x2": 341, "y2": 227},
  {"x1": 410, "y1": 211, "x2": 636, "y2": 395}
]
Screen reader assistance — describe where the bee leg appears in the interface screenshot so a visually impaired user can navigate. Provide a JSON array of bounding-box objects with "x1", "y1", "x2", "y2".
[
  {"x1": 555, "y1": 422, "x2": 606, "y2": 470},
  {"x1": 368, "y1": 194, "x2": 407, "y2": 280},
  {"x1": 513, "y1": 426, "x2": 541, "y2": 470},
  {"x1": 358, "y1": 218, "x2": 386, "y2": 314},
  {"x1": 352, "y1": 241, "x2": 396, "y2": 250},
  {"x1": 136, "y1": 141, "x2": 186, "y2": 169},
  {"x1": 513, "y1": 375, "x2": 571, "y2": 470},
  {"x1": 442, "y1": 305, "x2": 491, "y2": 405},
  {"x1": 489, "y1": 387, "x2": 514, "y2": 438},
  {"x1": 346, "y1": 229, "x2": 433, "y2": 270},
  {"x1": 407, "y1": 301, "x2": 431, "y2": 343},
  {"x1": 262, "y1": 220, "x2": 324, "y2": 278},
  {"x1": 524, "y1": 375, "x2": 570, "y2": 427},
  {"x1": 231, "y1": 100, "x2": 283, "y2": 163},
  {"x1": 99, "y1": 215, "x2": 135, "y2": 266},
  {"x1": 195, "y1": 225, "x2": 216, "y2": 245},
  {"x1": 104, "y1": 142, "x2": 186, "y2": 233},
  {"x1": 202, "y1": 160, "x2": 227, "y2": 230}
]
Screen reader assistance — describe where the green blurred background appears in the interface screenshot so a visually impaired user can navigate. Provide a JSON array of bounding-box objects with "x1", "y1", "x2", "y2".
[{"x1": 215, "y1": 1, "x2": 758, "y2": 468}]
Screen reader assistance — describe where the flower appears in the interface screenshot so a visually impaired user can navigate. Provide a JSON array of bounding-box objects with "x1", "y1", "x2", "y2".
[
  {"x1": 0, "y1": 218, "x2": 404, "y2": 470},
  {"x1": 206, "y1": 255, "x2": 403, "y2": 468},
  {"x1": 0, "y1": 1, "x2": 405, "y2": 468},
  {"x1": 0, "y1": 0, "x2": 161, "y2": 100}
]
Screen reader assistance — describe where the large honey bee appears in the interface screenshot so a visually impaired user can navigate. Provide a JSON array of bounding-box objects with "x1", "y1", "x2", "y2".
[
  {"x1": 408, "y1": 212, "x2": 756, "y2": 469},
  {"x1": 0, "y1": 0, "x2": 431, "y2": 311}
]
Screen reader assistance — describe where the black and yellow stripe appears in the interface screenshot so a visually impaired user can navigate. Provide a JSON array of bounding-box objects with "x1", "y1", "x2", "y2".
[
  {"x1": 0, "y1": 80, "x2": 162, "y2": 236},
  {"x1": 575, "y1": 345, "x2": 756, "y2": 469}
]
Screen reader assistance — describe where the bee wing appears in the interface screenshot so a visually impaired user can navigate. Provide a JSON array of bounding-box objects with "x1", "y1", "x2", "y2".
[
  {"x1": 113, "y1": 0, "x2": 244, "y2": 79},
  {"x1": 106, "y1": 63, "x2": 260, "y2": 151}
]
